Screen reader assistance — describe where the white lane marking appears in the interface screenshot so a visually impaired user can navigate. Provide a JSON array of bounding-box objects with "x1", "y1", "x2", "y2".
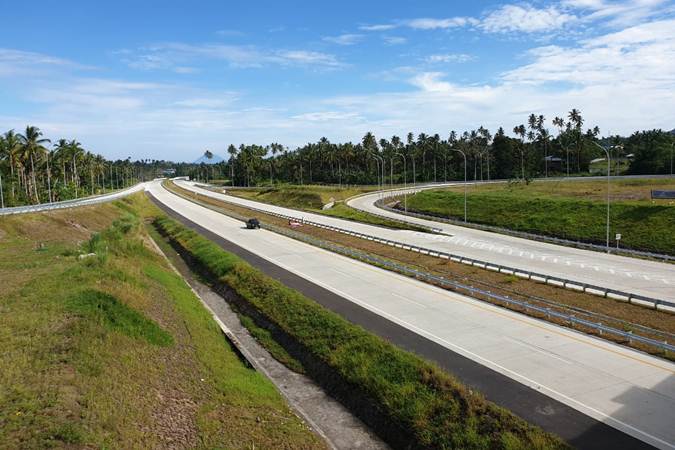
[{"x1": 506, "y1": 337, "x2": 572, "y2": 364}]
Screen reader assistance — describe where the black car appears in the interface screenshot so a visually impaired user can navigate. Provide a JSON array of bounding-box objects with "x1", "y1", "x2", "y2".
[{"x1": 246, "y1": 218, "x2": 261, "y2": 229}]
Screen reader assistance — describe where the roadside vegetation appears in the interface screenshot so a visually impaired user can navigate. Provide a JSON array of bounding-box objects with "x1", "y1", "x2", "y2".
[
  {"x1": 222, "y1": 184, "x2": 429, "y2": 231},
  {"x1": 400, "y1": 178, "x2": 675, "y2": 254},
  {"x1": 153, "y1": 214, "x2": 567, "y2": 450},
  {"x1": 0, "y1": 195, "x2": 323, "y2": 448}
]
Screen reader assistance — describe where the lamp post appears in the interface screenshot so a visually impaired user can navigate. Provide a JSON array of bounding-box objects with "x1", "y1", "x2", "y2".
[
  {"x1": 450, "y1": 148, "x2": 467, "y2": 222},
  {"x1": 395, "y1": 152, "x2": 407, "y2": 213},
  {"x1": 670, "y1": 141, "x2": 674, "y2": 177},
  {"x1": 591, "y1": 141, "x2": 612, "y2": 252},
  {"x1": 0, "y1": 171, "x2": 4, "y2": 209}
]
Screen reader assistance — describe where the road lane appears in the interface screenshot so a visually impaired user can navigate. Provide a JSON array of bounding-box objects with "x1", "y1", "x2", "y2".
[
  {"x1": 171, "y1": 180, "x2": 674, "y2": 302},
  {"x1": 149, "y1": 180, "x2": 675, "y2": 449}
]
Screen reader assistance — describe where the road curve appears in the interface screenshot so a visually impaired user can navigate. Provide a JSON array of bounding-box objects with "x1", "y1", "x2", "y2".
[
  {"x1": 150, "y1": 180, "x2": 675, "y2": 449},
  {"x1": 175, "y1": 179, "x2": 675, "y2": 303},
  {"x1": 0, "y1": 183, "x2": 147, "y2": 216}
]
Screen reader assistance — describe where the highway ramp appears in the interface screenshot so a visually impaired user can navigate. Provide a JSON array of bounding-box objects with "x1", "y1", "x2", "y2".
[{"x1": 149, "y1": 180, "x2": 675, "y2": 450}]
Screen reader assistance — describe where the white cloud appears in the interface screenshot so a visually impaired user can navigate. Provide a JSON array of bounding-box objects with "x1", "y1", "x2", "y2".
[
  {"x1": 122, "y1": 43, "x2": 344, "y2": 70},
  {"x1": 409, "y1": 72, "x2": 453, "y2": 92},
  {"x1": 359, "y1": 24, "x2": 397, "y2": 31},
  {"x1": 480, "y1": 4, "x2": 577, "y2": 33},
  {"x1": 562, "y1": 0, "x2": 669, "y2": 26},
  {"x1": 382, "y1": 36, "x2": 407, "y2": 45},
  {"x1": 0, "y1": 48, "x2": 93, "y2": 76},
  {"x1": 406, "y1": 17, "x2": 479, "y2": 30},
  {"x1": 425, "y1": 53, "x2": 475, "y2": 63},
  {"x1": 322, "y1": 33, "x2": 364, "y2": 45},
  {"x1": 292, "y1": 111, "x2": 361, "y2": 121}
]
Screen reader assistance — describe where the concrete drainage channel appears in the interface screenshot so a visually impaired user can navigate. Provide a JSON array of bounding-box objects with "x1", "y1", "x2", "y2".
[
  {"x1": 151, "y1": 224, "x2": 389, "y2": 450},
  {"x1": 165, "y1": 184, "x2": 675, "y2": 357}
]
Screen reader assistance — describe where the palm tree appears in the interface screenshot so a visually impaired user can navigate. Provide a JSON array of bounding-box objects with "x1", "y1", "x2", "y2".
[
  {"x1": 513, "y1": 124, "x2": 526, "y2": 179},
  {"x1": 18, "y1": 126, "x2": 50, "y2": 203},
  {"x1": 568, "y1": 109, "x2": 584, "y2": 173}
]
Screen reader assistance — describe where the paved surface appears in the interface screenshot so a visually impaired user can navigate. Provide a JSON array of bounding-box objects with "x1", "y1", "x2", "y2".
[
  {"x1": 0, "y1": 182, "x2": 147, "y2": 215},
  {"x1": 172, "y1": 180, "x2": 674, "y2": 302},
  {"x1": 150, "y1": 180, "x2": 675, "y2": 450}
]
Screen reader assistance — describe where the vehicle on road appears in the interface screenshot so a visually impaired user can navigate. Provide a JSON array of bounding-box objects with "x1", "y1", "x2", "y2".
[{"x1": 246, "y1": 218, "x2": 261, "y2": 229}]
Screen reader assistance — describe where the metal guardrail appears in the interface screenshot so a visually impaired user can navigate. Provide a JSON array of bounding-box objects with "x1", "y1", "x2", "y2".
[
  {"x1": 178, "y1": 184, "x2": 675, "y2": 313},
  {"x1": 166, "y1": 185, "x2": 675, "y2": 355},
  {"x1": 0, "y1": 183, "x2": 145, "y2": 216},
  {"x1": 372, "y1": 190, "x2": 675, "y2": 262}
]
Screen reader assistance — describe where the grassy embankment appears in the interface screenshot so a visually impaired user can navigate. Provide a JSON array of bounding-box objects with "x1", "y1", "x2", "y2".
[
  {"x1": 153, "y1": 214, "x2": 567, "y2": 450},
  {"x1": 0, "y1": 195, "x2": 324, "y2": 449},
  {"x1": 225, "y1": 184, "x2": 427, "y2": 231},
  {"x1": 402, "y1": 178, "x2": 675, "y2": 254}
]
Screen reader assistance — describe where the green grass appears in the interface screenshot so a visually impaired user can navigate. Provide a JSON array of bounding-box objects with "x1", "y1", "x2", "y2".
[
  {"x1": 153, "y1": 214, "x2": 567, "y2": 450},
  {"x1": 0, "y1": 194, "x2": 323, "y2": 449},
  {"x1": 65, "y1": 289, "x2": 174, "y2": 347},
  {"x1": 226, "y1": 185, "x2": 429, "y2": 231},
  {"x1": 404, "y1": 179, "x2": 675, "y2": 254}
]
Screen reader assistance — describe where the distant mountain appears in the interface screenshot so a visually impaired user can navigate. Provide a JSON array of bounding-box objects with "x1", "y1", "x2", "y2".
[
  {"x1": 193, "y1": 152, "x2": 224, "y2": 165},
  {"x1": 669, "y1": 128, "x2": 675, "y2": 135}
]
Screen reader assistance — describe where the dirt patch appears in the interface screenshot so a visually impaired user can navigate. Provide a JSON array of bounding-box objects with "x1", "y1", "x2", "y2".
[{"x1": 148, "y1": 388, "x2": 198, "y2": 449}]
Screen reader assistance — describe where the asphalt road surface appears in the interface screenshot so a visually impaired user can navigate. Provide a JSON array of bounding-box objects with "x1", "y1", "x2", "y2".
[{"x1": 150, "y1": 180, "x2": 675, "y2": 450}]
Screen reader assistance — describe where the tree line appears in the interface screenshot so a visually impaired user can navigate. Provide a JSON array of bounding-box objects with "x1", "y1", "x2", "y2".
[
  {"x1": 193, "y1": 109, "x2": 674, "y2": 187},
  {"x1": 0, "y1": 126, "x2": 158, "y2": 207}
]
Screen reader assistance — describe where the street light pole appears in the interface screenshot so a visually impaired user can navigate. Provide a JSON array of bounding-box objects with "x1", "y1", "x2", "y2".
[
  {"x1": 450, "y1": 148, "x2": 467, "y2": 222},
  {"x1": 395, "y1": 152, "x2": 407, "y2": 213},
  {"x1": 592, "y1": 141, "x2": 611, "y2": 252},
  {"x1": 670, "y1": 141, "x2": 674, "y2": 177}
]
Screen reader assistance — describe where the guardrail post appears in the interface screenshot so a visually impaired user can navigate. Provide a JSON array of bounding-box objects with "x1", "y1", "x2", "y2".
[{"x1": 598, "y1": 323, "x2": 602, "y2": 335}]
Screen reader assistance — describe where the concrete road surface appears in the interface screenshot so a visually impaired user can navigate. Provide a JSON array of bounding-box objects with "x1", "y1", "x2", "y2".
[
  {"x1": 174, "y1": 179, "x2": 675, "y2": 303},
  {"x1": 150, "y1": 180, "x2": 675, "y2": 450}
]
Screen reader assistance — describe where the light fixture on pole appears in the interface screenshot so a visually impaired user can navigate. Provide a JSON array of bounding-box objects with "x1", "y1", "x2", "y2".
[
  {"x1": 591, "y1": 141, "x2": 612, "y2": 253},
  {"x1": 450, "y1": 148, "x2": 467, "y2": 222},
  {"x1": 395, "y1": 152, "x2": 407, "y2": 213}
]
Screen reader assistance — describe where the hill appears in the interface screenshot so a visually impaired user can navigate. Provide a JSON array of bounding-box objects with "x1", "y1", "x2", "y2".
[{"x1": 193, "y1": 151, "x2": 224, "y2": 164}]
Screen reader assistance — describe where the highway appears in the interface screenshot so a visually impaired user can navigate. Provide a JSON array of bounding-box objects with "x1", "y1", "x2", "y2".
[
  {"x1": 175, "y1": 179, "x2": 675, "y2": 303},
  {"x1": 149, "y1": 180, "x2": 675, "y2": 449},
  {"x1": 0, "y1": 183, "x2": 146, "y2": 216}
]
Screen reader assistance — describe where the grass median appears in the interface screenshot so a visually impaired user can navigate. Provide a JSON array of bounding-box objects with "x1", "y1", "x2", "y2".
[{"x1": 152, "y1": 214, "x2": 567, "y2": 450}]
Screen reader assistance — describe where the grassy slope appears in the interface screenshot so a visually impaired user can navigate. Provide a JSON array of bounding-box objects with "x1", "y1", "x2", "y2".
[
  {"x1": 154, "y1": 215, "x2": 567, "y2": 450},
  {"x1": 404, "y1": 179, "x2": 675, "y2": 253},
  {"x1": 226, "y1": 185, "x2": 426, "y2": 231},
  {"x1": 0, "y1": 195, "x2": 323, "y2": 449}
]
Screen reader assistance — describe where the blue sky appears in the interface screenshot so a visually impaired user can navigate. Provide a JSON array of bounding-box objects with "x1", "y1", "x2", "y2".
[{"x1": 1, "y1": 0, "x2": 674, "y2": 161}]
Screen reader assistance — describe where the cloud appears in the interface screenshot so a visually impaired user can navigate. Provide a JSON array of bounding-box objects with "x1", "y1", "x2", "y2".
[
  {"x1": 409, "y1": 72, "x2": 453, "y2": 92},
  {"x1": 562, "y1": 0, "x2": 669, "y2": 26},
  {"x1": 382, "y1": 36, "x2": 407, "y2": 45},
  {"x1": 322, "y1": 33, "x2": 364, "y2": 45},
  {"x1": 121, "y1": 43, "x2": 344, "y2": 70},
  {"x1": 359, "y1": 24, "x2": 397, "y2": 31},
  {"x1": 0, "y1": 48, "x2": 93, "y2": 76},
  {"x1": 292, "y1": 111, "x2": 362, "y2": 121},
  {"x1": 425, "y1": 53, "x2": 475, "y2": 63},
  {"x1": 406, "y1": 17, "x2": 479, "y2": 30},
  {"x1": 275, "y1": 50, "x2": 343, "y2": 67},
  {"x1": 480, "y1": 4, "x2": 577, "y2": 33},
  {"x1": 502, "y1": 18, "x2": 675, "y2": 85}
]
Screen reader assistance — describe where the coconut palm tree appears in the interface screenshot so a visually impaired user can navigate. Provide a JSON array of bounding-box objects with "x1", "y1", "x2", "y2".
[{"x1": 18, "y1": 126, "x2": 50, "y2": 203}]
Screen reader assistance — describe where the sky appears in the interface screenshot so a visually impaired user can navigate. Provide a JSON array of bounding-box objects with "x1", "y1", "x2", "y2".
[{"x1": 1, "y1": 0, "x2": 674, "y2": 161}]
